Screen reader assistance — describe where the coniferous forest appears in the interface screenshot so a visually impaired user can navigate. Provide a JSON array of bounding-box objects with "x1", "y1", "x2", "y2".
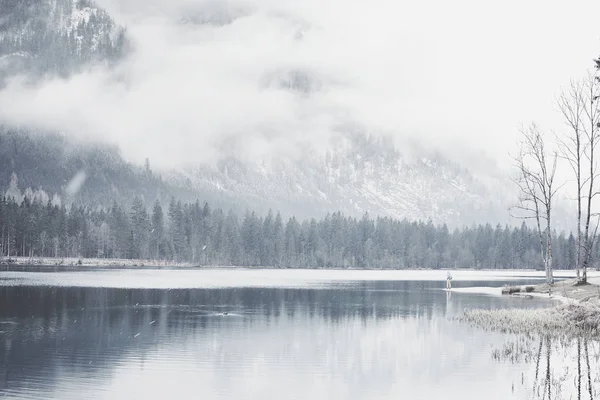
[
  {"x1": 0, "y1": 0, "x2": 127, "y2": 77},
  {"x1": 0, "y1": 192, "x2": 587, "y2": 270}
]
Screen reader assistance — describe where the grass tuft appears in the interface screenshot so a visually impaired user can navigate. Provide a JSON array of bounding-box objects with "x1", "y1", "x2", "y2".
[{"x1": 459, "y1": 302, "x2": 600, "y2": 338}]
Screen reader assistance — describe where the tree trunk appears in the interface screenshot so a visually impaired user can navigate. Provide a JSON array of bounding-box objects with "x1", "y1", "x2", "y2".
[
  {"x1": 576, "y1": 133, "x2": 582, "y2": 279},
  {"x1": 576, "y1": 151, "x2": 582, "y2": 278},
  {"x1": 582, "y1": 137, "x2": 594, "y2": 283}
]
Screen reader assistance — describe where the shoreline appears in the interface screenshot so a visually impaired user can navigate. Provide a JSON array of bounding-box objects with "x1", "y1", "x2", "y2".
[
  {"x1": 0, "y1": 256, "x2": 197, "y2": 268},
  {"x1": 0, "y1": 256, "x2": 593, "y2": 275},
  {"x1": 460, "y1": 275, "x2": 600, "y2": 338},
  {"x1": 502, "y1": 276, "x2": 600, "y2": 302}
]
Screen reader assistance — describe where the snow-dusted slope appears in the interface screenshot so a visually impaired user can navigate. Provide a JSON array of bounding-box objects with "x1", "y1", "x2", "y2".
[
  {"x1": 0, "y1": 0, "x2": 125, "y2": 77},
  {"x1": 172, "y1": 134, "x2": 514, "y2": 226},
  {"x1": 0, "y1": 1, "x2": 527, "y2": 227}
]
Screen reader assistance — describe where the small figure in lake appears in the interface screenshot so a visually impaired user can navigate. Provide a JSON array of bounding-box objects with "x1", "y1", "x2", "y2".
[{"x1": 446, "y1": 272, "x2": 453, "y2": 290}]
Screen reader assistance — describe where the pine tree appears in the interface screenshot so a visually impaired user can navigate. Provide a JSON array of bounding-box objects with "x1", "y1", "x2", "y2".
[
  {"x1": 273, "y1": 212, "x2": 285, "y2": 266},
  {"x1": 130, "y1": 197, "x2": 150, "y2": 259},
  {"x1": 151, "y1": 200, "x2": 165, "y2": 260},
  {"x1": 109, "y1": 201, "x2": 129, "y2": 259},
  {"x1": 167, "y1": 198, "x2": 186, "y2": 261},
  {"x1": 262, "y1": 210, "x2": 274, "y2": 266}
]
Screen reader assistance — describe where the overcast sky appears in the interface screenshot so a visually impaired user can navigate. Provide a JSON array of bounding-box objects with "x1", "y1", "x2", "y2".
[{"x1": 1, "y1": 0, "x2": 599, "y2": 170}]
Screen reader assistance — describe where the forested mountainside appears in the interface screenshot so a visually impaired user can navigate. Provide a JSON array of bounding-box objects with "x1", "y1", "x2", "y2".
[
  {"x1": 174, "y1": 134, "x2": 514, "y2": 226},
  {"x1": 0, "y1": 194, "x2": 586, "y2": 270},
  {"x1": 3, "y1": 129, "x2": 570, "y2": 270},
  {"x1": 0, "y1": 0, "x2": 522, "y2": 227},
  {"x1": 0, "y1": 0, "x2": 126, "y2": 77},
  {"x1": 1, "y1": 127, "x2": 515, "y2": 227},
  {"x1": 0, "y1": 127, "x2": 199, "y2": 208}
]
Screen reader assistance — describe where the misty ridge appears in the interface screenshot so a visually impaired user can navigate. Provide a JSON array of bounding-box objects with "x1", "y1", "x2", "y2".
[{"x1": 0, "y1": 0, "x2": 598, "y2": 267}]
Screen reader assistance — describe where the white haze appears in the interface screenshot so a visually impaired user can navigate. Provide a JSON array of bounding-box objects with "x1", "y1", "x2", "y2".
[
  {"x1": 65, "y1": 170, "x2": 87, "y2": 197},
  {"x1": 0, "y1": 0, "x2": 599, "y2": 170}
]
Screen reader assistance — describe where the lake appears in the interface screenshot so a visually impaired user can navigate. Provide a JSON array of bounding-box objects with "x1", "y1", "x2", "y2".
[{"x1": 0, "y1": 268, "x2": 594, "y2": 399}]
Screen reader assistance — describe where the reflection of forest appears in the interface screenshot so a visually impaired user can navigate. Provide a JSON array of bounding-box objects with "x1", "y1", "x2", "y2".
[
  {"x1": 0, "y1": 280, "x2": 553, "y2": 396},
  {"x1": 0, "y1": 283, "x2": 401, "y2": 392},
  {"x1": 494, "y1": 334, "x2": 600, "y2": 399}
]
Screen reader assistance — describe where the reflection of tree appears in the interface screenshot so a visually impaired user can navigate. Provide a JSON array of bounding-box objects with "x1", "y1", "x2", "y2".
[
  {"x1": 585, "y1": 340, "x2": 594, "y2": 400},
  {"x1": 529, "y1": 336, "x2": 553, "y2": 399},
  {"x1": 579, "y1": 338, "x2": 582, "y2": 400},
  {"x1": 543, "y1": 336, "x2": 551, "y2": 400},
  {"x1": 533, "y1": 337, "x2": 543, "y2": 397},
  {"x1": 573, "y1": 337, "x2": 595, "y2": 400},
  {"x1": 494, "y1": 334, "x2": 599, "y2": 399}
]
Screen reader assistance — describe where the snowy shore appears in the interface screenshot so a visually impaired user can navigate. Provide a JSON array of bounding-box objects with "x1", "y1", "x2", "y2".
[
  {"x1": 0, "y1": 257, "x2": 589, "y2": 276},
  {"x1": 0, "y1": 256, "x2": 196, "y2": 268},
  {"x1": 460, "y1": 274, "x2": 600, "y2": 338}
]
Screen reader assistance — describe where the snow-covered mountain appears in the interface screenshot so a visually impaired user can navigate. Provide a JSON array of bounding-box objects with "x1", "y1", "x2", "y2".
[
  {"x1": 0, "y1": 0, "x2": 125, "y2": 78},
  {"x1": 0, "y1": 0, "x2": 530, "y2": 227},
  {"x1": 171, "y1": 134, "x2": 515, "y2": 226}
]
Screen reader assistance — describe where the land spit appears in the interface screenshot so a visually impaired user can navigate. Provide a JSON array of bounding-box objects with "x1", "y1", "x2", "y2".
[{"x1": 461, "y1": 276, "x2": 600, "y2": 338}]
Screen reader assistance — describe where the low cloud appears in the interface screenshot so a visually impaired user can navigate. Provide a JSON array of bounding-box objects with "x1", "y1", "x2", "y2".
[{"x1": 0, "y1": 0, "x2": 598, "y2": 171}]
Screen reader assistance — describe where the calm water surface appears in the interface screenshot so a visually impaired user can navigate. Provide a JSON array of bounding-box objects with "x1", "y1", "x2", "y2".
[{"x1": 0, "y1": 268, "x2": 592, "y2": 399}]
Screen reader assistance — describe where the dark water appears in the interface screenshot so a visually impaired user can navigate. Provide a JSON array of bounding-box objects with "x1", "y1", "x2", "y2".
[{"x1": 0, "y1": 269, "x2": 586, "y2": 399}]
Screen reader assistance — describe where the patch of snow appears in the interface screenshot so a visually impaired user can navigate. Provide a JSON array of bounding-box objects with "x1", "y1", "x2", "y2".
[{"x1": 448, "y1": 286, "x2": 503, "y2": 296}]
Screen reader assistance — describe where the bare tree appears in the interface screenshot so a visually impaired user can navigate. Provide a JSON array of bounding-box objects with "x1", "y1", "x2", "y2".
[
  {"x1": 557, "y1": 80, "x2": 585, "y2": 280},
  {"x1": 580, "y1": 70, "x2": 600, "y2": 283},
  {"x1": 511, "y1": 125, "x2": 559, "y2": 285},
  {"x1": 555, "y1": 69, "x2": 600, "y2": 283}
]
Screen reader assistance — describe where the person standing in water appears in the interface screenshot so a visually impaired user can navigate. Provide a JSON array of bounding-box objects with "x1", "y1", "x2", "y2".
[{"x1": 446, "y1": 272, "x2": 453, "y2": 289}]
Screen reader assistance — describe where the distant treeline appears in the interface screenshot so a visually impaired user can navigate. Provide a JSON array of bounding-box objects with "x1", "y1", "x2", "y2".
[{"x1": 0, "y1": 195, "x2": 590, "y2": 269}]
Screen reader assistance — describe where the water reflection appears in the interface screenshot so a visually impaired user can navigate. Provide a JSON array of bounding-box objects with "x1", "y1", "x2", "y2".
[
  {"x1": 0, "y1": 279, "x2": 554, "y2": 399},
  {"x1": 493, "y1": 334, "x2": 600, "y2": 399}
]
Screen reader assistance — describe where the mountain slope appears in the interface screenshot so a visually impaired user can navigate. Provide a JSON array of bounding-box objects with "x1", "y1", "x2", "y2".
[
  {"x1": 0, "y1": 128, "x2": 198, "y2": 207},
  {"x1": 172, "y1": 134, "x2": 514, "y2": 226},
  {"x1": 0, "y1": 128, "x2": 513, "y2": 227},
  {"x1": 0, "y1": 0, "x2": 126, "y2": 78},
  {"x1": 0, "y1": 0, "x2": 532, "y2": 227}
]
